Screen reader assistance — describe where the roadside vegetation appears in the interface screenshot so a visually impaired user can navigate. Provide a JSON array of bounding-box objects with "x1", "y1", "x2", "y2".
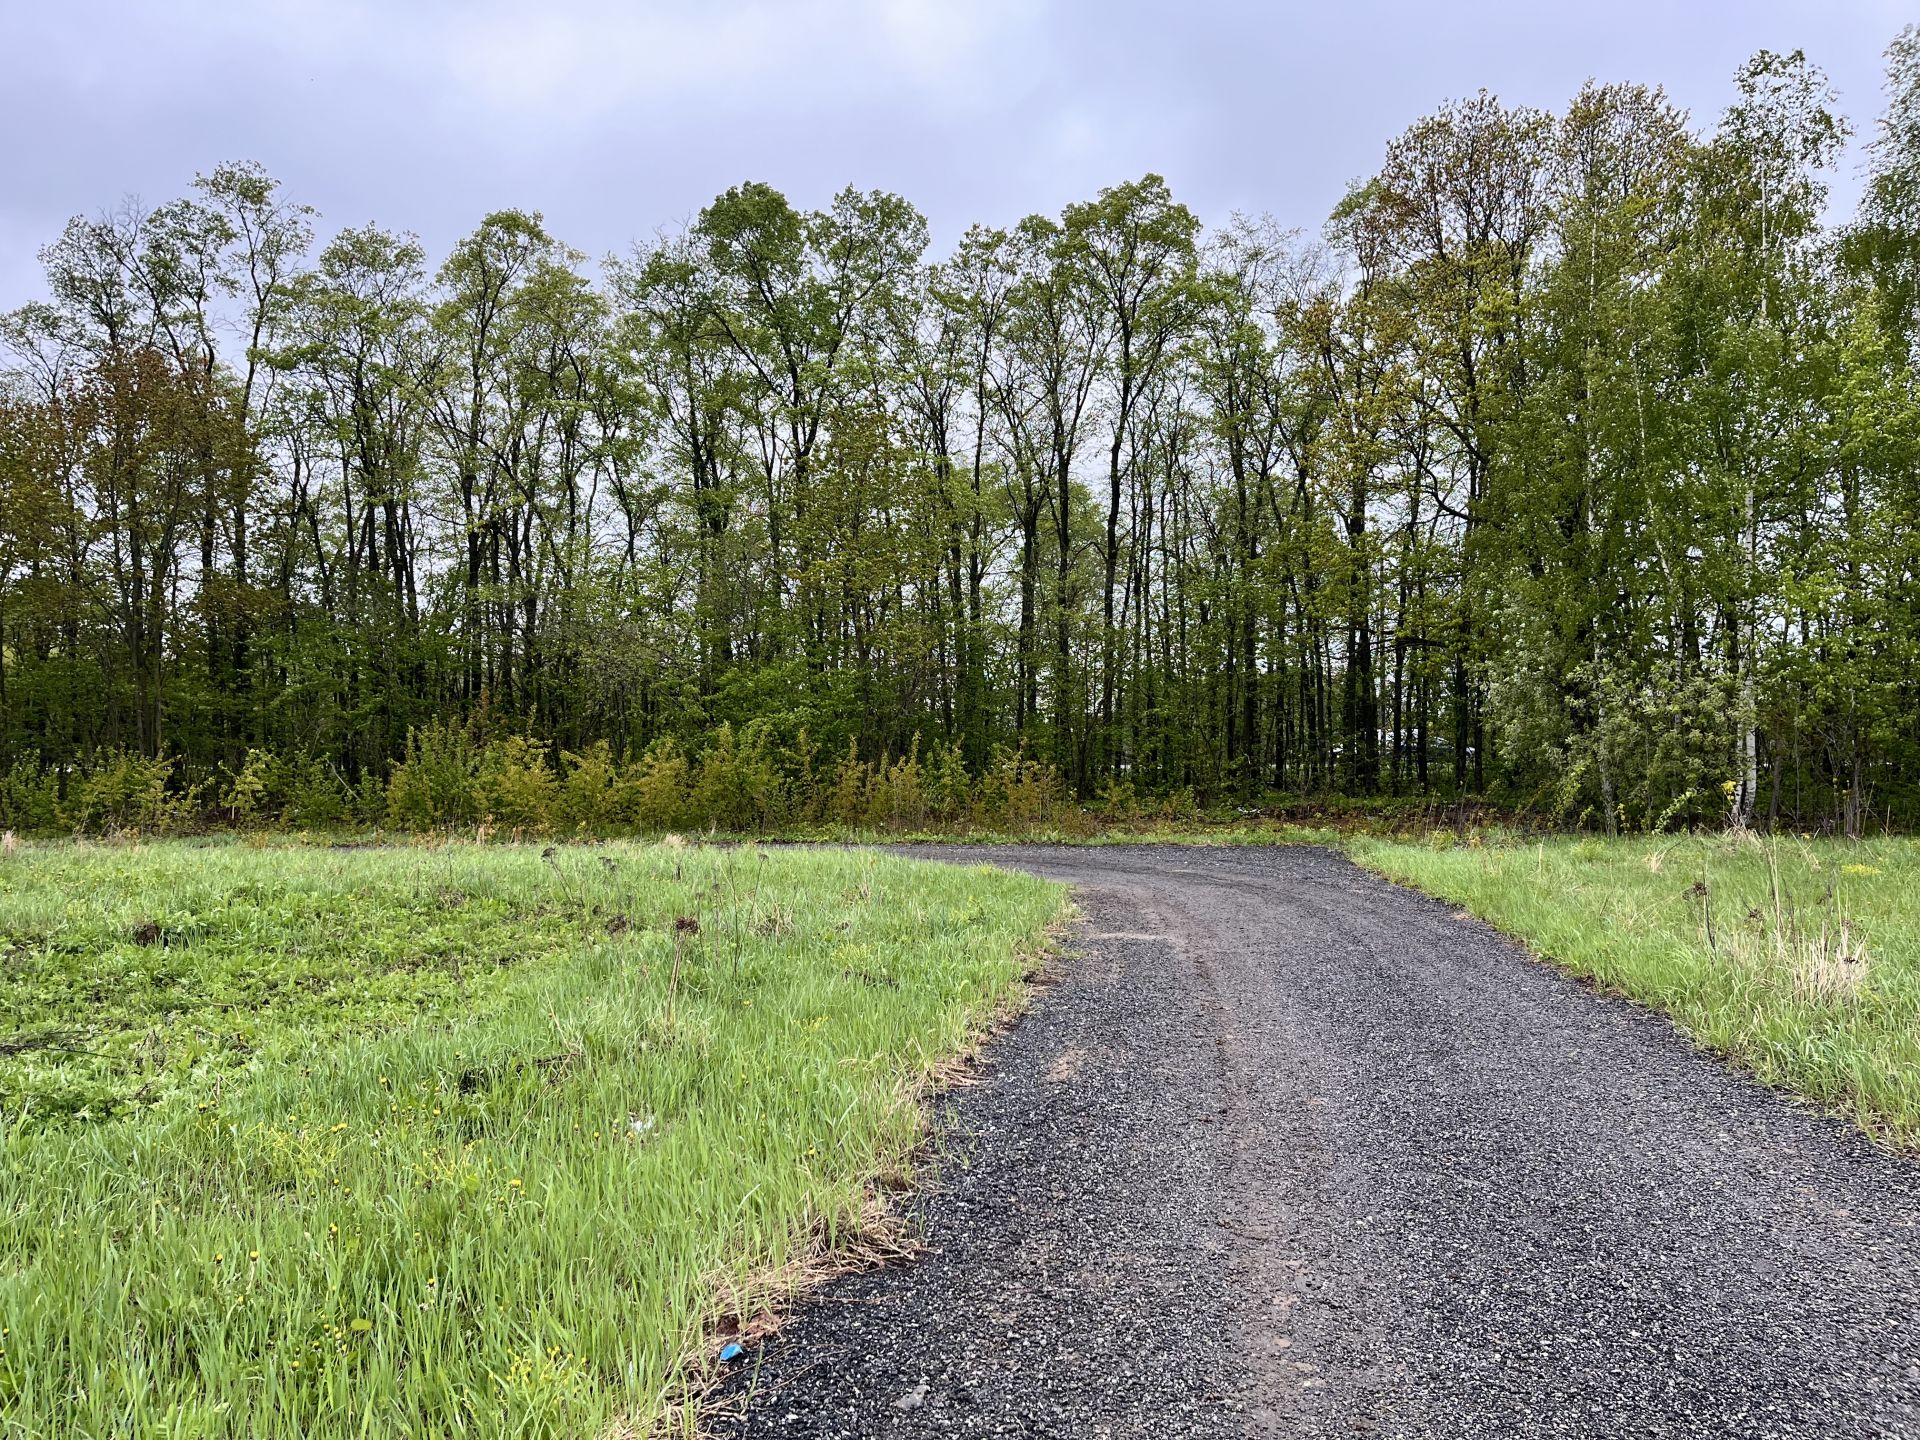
[
  {"x1": 0, "y1": 838, "x2": 1063, "y2": 1438},
  {"x1": 0, "y1": 729, "x2": 1363, "y2": 845},
  {"x1": 1352, "y1": 833, "x2": 1920, "y2": 1148}
]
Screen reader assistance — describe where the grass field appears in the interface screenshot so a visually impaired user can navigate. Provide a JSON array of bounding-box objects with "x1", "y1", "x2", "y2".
[
  {"x1": 1351, "y1": 832, "x2": 1920, "y2": 1148},
  {"x1": 0, "y1": 839, "x2": 1064, "y2": 1439}
]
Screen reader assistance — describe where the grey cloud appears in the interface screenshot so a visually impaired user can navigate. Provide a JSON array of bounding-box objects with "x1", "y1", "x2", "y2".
[{"x1": 1, "y1": 0, "x2": 1900, "y2": 304}]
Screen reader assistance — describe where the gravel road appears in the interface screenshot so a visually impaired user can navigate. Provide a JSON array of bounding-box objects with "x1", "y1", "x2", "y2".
[{"x1": 714, "y1": 844, "x2": 1920, "y2": 1438}]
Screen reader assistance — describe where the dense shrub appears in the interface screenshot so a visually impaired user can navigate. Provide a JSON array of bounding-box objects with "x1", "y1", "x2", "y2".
[
  {"x1": 60, "y1": 751, "x2": 200, "y2": 835},
  {"x1": 0, "y1": 726, "x2": 1098, "y2": 838},
  {"x1": 477, "y1": 735, "x2": 558, "y2": 832},
  {"x1": 619, "y1": 737, "x2": 694, "y2": 831},
  {"x1": 0, "y1": 759, "x2": 60, "y2": 833},
  {"x1": 691, "y1": 722, "x2": 786, "y2": 832},
  {"x1": 282, "y1": 755, "x2": 355, "y2": 828},
  {"x1": 556, "y1": 740, "x2": 619, "y2": 833},
  {"x1": 218, "y1": 750, "x2": 276, "y2": 825},
  {"x1": 977, "y1": 746, "x2": 1068, "y2": 830},
  {"x1": 385, "y1": 721, "x2": 483, "y2": 829}
]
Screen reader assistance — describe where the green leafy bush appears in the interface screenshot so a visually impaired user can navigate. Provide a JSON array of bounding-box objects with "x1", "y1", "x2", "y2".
[
  {"x1": 556, "y1": 740, "x2": 619, "y2": 833},
  {"x1": 60, "y1": 751, "x2": 200, "y2": 835},
  {"x1": 0, "y1": 759, "x2": 60, "y2": 833},
  {"x1": 616, "y1": 737, "x2": 693, "y2": 831},
  {"x1": 282, "y1": 755, "x2": 354, "y2": 828},
  {"x1": 385, "y1": 721, "x2": 483, "y2": 829},
  {"x1": 218, "y1": 749, "x2": 279, "y2": 825},
  {"x1": 478, "y1": 735, "x2": 557, "y2": 832},
  {"x1": 977, "y1": 746, "x2": 1066, "y2": 830},
  {"x1": 691, "y1": 722, "x2": 784, "y2": 832}
]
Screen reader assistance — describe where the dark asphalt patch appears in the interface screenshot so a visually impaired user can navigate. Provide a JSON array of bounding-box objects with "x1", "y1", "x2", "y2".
[{"x1": 713, "y1": 845, "x2": 1920, "y2": 1438}]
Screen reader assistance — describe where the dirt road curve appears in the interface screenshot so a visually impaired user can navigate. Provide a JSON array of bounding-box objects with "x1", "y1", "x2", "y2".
[{"x1": 716, "y1": 845, "x2": 1920, "y2": 1438}]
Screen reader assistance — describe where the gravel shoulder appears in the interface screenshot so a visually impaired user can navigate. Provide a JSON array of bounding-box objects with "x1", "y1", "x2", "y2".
[{"x1": 714, "y1": 844, "x2": 1920, "y2": 1438}]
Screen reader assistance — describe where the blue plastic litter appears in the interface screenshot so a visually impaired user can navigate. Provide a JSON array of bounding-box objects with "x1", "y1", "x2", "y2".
[{"x1": 719, "y1": 1342, "x2": 745, "y2": 1363}]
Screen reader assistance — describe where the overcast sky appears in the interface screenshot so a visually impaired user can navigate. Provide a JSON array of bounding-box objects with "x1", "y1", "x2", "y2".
[{"x1": 1, "y1": 0, "x2": 1909, "y2": 307}]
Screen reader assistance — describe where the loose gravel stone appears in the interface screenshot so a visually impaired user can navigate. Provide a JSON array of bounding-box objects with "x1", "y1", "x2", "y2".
[{"x1": 713, "y1": 845, "x2": 1920, "y2": 1438}]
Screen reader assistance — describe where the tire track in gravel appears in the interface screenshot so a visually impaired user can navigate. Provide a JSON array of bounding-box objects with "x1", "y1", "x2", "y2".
[{"x1": 714, "y1": 845, "x2": 1920, "y2": 1439}]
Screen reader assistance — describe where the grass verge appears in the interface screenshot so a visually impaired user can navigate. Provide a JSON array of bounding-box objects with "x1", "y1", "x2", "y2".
[
  {"x1": 1349, "y1": 832, "x2": 1920, "y2": 1148},
  {"x1": 0, "y1": 838, "x2": 1064, "y2": 1438}
]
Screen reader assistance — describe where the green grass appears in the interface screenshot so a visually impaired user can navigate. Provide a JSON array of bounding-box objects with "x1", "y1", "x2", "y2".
[
  {"x1": 0, "y1": 838, "x2": 1064, "y2": 1439},
  {"x1": 1350, "y1": 831, "x2": 1920, "y2": 1148}
]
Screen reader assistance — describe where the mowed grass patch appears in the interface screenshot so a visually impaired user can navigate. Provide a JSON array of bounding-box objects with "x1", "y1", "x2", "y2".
[
  {"x1": 1350, "y1": 833, "x2": 1920, "y2": 1147},
  {"x1": 0, "y1": 839, "x2": 1064, "y2": 1438}
]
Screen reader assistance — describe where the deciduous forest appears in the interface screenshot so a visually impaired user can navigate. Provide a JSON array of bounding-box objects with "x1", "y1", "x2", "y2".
[{"x1": 3, "y1": 37, "x2": 1918, "y2": 836}]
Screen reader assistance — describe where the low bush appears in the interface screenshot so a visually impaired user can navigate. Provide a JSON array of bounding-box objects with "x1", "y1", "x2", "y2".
[
  {"x1": 59, "y1": 750, "x2": 201, "y2": 835},
  {"x1": 0, "y1": 726, "x2": 1338, "y2": 841},
  {"x1": 385, "y1": 720, "x2": 484, "y2": 829}
]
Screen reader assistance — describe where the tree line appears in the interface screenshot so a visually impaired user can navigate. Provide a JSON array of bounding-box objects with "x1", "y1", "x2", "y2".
[{"x1": 3, "y1": 36, "x2": 1918, "y2": 836}]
